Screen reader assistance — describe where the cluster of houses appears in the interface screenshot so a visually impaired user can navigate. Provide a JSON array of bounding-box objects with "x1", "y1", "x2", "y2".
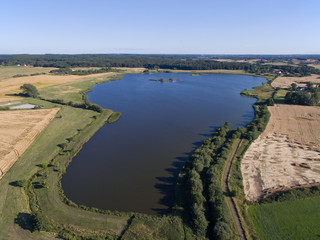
[{"x1": 16, "y1": 64, "x2": 32, "y2": 67}]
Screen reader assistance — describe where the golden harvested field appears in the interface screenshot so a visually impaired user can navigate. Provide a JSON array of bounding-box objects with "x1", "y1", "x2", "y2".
[
  {"x1": 0, "y1": 108, "x2": 59, "y2": 179},
  {"x1": 308, "y1": 64, "x2": 320, "y2": 69},
  {"x1": 0, "y1": 72, "x2": 115, "y2": 103},
  {"x1": 241, "y1": 104, "x2": 320, "y2": 201},
  {"x1": 0, "y1": 67, "x2": 146, "y2": 103},
  {"x1": 272, "y1": 74, "x2": 320, "y2": 88}
]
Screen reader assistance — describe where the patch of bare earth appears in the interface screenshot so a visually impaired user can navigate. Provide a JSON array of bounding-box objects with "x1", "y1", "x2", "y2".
[
  {"x1": 241, "y1": 104, "x2": 320, "y2": 201},
  {"x1": 272, "y1": 74, "x2": 320, "y2": 88},
  {"x1": 0, "y1": 108, "x2": 59, "y2": 179}
]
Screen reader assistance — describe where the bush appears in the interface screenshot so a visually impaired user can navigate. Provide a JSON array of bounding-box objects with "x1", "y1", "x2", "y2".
[
  {"x1": 20, "y1": 84, "x2": 39, "y2": 98},
  {"x1": 58, "y1": 143, "x2": 68, "y2": 149},
  {"x1": 214, "y1": 221, "x2": 233, "y2": 240},
  {"x1": 266, "y1": 98, "x2": 275, "y2": 106},
  {"x1": 31, "y1": 211, "x2": 52, "y2": 232},
  {"x1": 14, "y1": 179, "x2": 28, "y2": 188}
]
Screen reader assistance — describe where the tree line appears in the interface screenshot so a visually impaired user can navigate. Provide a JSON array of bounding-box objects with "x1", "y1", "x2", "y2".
[
  {"x1": 0, "y1": 54, "x2": 319, "y2": 76},
  {"x1": 49, "y1": 67, "x2": 117, "y2": 75}
]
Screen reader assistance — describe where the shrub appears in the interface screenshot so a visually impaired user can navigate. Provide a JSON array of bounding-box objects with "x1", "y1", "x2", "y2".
[
  {"x1": 58, "y1": 143, "x2": 68, "y2": 149},
  {"x1": 20, "y1": 84, "x2": 39, "y2": 98},
  {"x1": 214, "y1": 221, "x2": 233, "y2": 240},
  {"x1": 31, "y1": 211, "x2": 52, "y2": 232}
]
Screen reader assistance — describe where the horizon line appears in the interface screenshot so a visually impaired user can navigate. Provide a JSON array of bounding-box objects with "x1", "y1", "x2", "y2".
[{"x1": 1, "y1": 53, "x2": 320, "y2": 56}]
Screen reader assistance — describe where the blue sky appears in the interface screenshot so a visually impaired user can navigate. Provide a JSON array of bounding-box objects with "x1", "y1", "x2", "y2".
[{"x1": 0, "y1": 0, "x2": 319, "y2": 54}]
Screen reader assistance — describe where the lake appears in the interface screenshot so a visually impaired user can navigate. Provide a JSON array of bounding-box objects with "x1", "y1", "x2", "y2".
[{"x1": 62, "y1": 72, "x2": 265, "y2": 214}]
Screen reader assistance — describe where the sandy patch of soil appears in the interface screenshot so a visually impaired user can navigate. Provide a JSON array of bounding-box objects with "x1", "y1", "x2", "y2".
[
  {"x1": 272, "y1": 74, "x2": 320, "y2": 88},
  {"x1": 241, "y1": 104, "x2": 320, "y2": 201},
  {"x1": 0, "y1": 108, "x2": 59, "y2": 179}
]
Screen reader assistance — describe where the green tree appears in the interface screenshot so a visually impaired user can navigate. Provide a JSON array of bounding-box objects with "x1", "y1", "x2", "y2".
[
  {"x1": 266, "y1": 98, "x2": 275, "y2": 106},
  {"x1": 214, "y1": 221, "x2": 233, "y2": 240},
  {"x1": 291, "y1": 83, "x2": 297, "y2": 91},
  {"x1": 306, "y1": 82, "x2": 314, "y2": 89},
  {"x1": 20, "y1": 84, "x2": 39, "y2": 98}
]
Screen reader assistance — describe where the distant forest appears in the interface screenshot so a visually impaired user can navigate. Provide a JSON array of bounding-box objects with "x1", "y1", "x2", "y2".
[{"x1": 0, "y1": 54, "x2": 320, "y2": 76}]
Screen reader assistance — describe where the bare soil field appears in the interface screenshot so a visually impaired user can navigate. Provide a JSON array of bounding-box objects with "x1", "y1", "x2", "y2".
[
  {"x1": 0, "y1": 108, "x2": 59, "y2": 179},
  {"x1": 272, "y1": 74, "x2": 320, "y2": 88},
  {"x1": 241, "y1": 104, "x2": 320, "y2": 201}
]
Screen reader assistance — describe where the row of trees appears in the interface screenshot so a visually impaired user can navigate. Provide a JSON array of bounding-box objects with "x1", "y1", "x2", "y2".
[
  {"x1": 177, "y1": 123, "x2": 234, "y2": 239},
  {"x1": 243, "y1": 105, "x2": 270, "y2": 141},
  {"x1": 176, "y1": 103, "x2": 271, "y2": 239},
  {"x1": 49, "y1": 67, "x2": 116, "y2": 75},
  {"x1": 41, "y1": 98, "x2": 103, "y2": 113}
]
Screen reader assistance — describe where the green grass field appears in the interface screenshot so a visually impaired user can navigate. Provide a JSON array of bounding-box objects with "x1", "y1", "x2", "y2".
[
  {"x1": 248, "y1": 198, "x2": 320, "y2": 240},
  {"x1": 273, "y1": 89, "x2": 289, "y2": 103}
]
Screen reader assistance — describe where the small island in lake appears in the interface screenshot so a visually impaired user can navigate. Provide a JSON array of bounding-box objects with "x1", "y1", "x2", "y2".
[{"x1": 149, "y1": 78, "x2": 180, "y2": 82}]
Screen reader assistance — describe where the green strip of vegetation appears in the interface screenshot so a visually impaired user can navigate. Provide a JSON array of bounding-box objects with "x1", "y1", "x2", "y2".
[
  {"x1": 175, "y1": 120, "x2": 267, "y2": 239},
  {"x1": 149, "y1": 78, "x2": 179, "y2": 82}
]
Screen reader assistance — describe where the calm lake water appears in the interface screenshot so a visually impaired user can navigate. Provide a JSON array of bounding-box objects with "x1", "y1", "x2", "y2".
[{"x1": 62, "y1": 73, "x2": 265, "y2": 214}]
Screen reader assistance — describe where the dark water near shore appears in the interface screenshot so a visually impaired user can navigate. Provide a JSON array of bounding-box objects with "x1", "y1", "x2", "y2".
[{"x1": 62, "y1": 73, "x2": 264, "y2": 214}]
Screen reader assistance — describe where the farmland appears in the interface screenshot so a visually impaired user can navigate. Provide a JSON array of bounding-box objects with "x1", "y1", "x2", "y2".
[
  {"x1": 248, "y1": 198, "x2": 320, "y2": 240},
  {"x1": 0, "y1": 108, "x2": 59, "y2": 179},
  {"x1": 272, "y1": 74, "x2": 320, "y2": 88},
  {"x1": 241, "y1": 104, "x2": 320, "y2": 201}
]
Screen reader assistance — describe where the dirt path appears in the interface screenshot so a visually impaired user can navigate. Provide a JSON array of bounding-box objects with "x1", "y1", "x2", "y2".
[{"x1": 223, "y1": 139, "x2": 246, "y2": 240}]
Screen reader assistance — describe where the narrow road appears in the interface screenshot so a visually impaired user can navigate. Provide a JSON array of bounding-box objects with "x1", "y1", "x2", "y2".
[{"x1": 223, "y1": 139, "x2": 246, "y2": 240}]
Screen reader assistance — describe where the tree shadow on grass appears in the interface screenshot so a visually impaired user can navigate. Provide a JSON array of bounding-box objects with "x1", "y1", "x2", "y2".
[
  {"x1": 14, "y1": 213, "x2": 34, "y2": 232},
  {"x1": 9, "y1": 181, "x2": 23, "y2": 187}
]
